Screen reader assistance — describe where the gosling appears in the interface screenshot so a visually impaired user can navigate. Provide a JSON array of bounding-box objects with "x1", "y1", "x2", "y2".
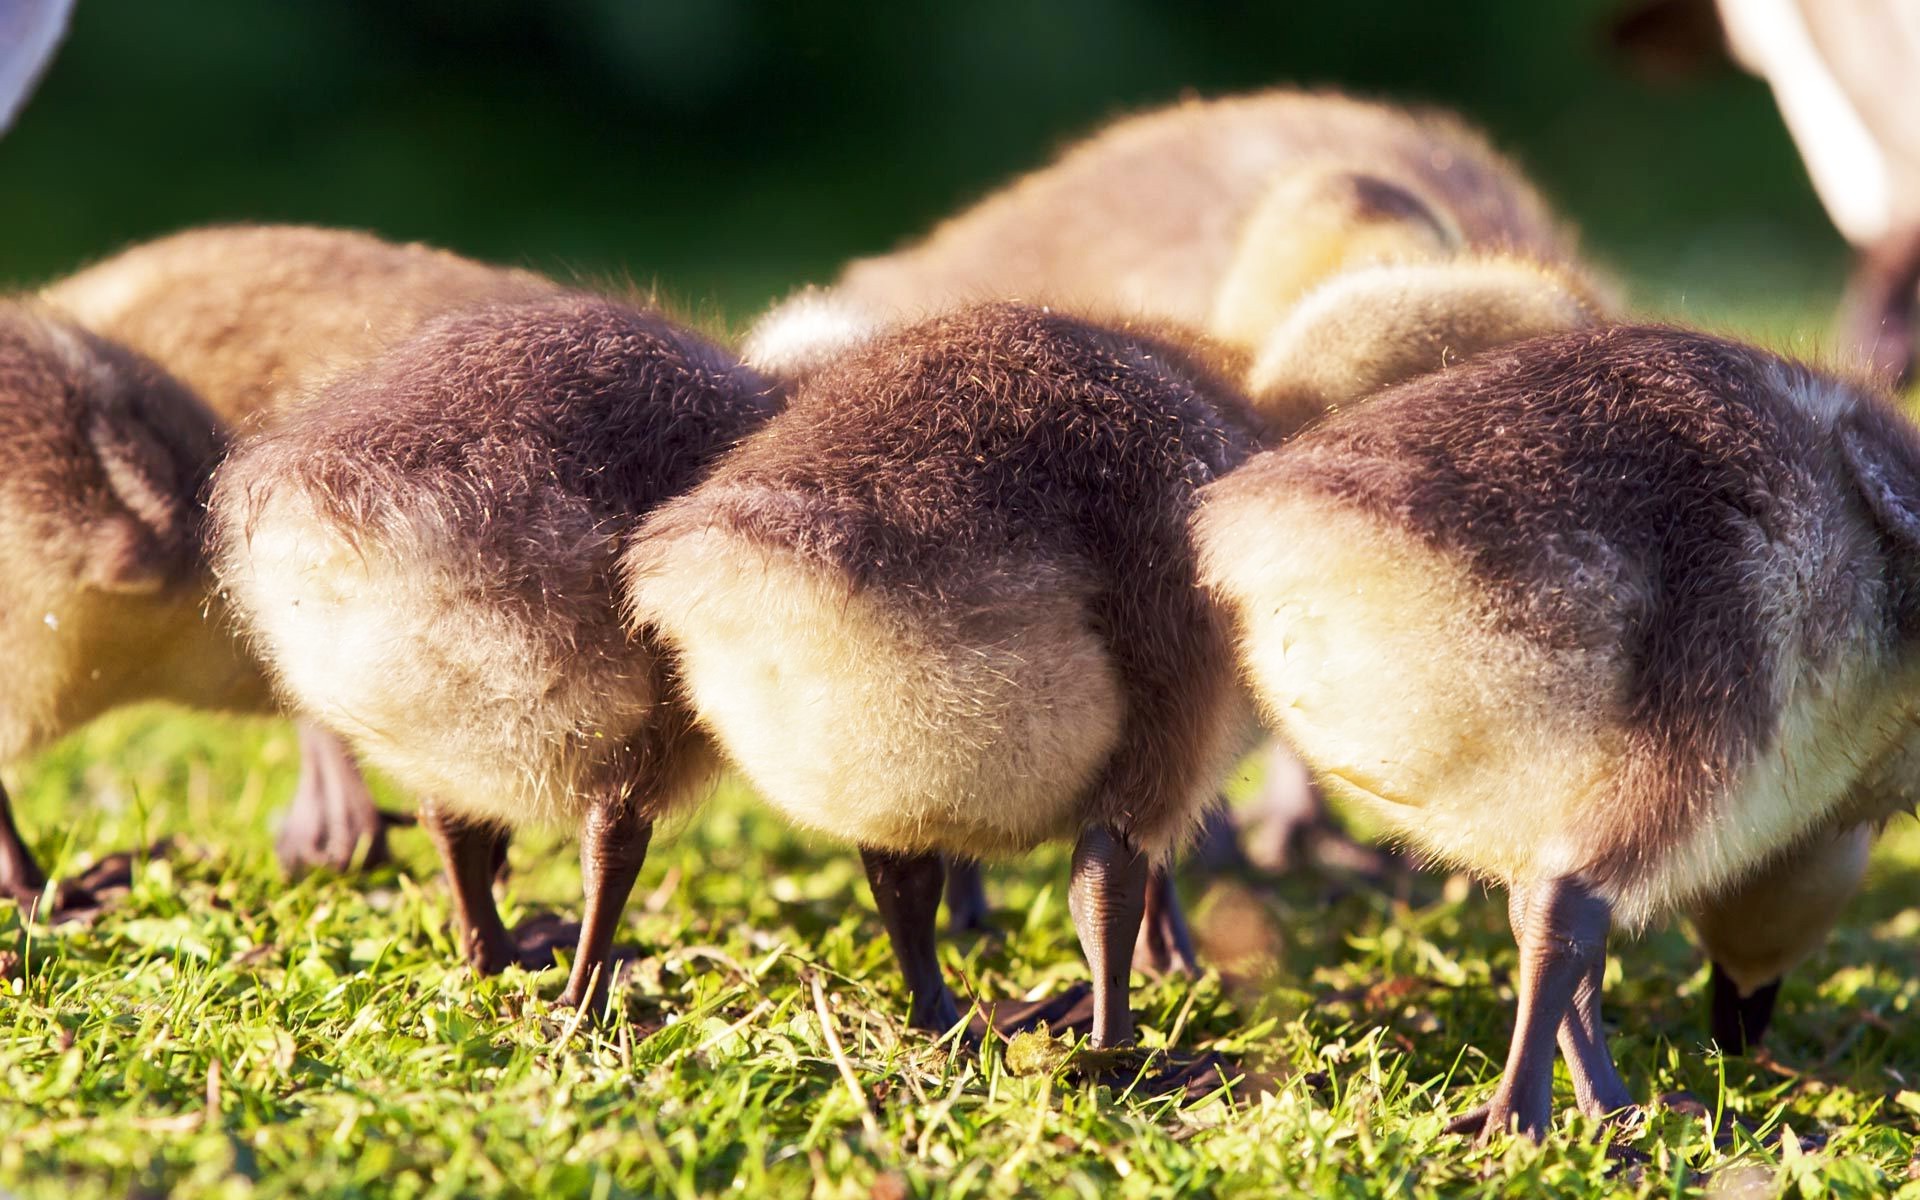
[
  {"x1": 1196, "y1": 324, "x2": 1920, "y2": 1139},
  {"x1": 627, "y1": 303, "x2": 1259, "y2": 1046},
  {"x1": 745, "y1": 89, "x2": 1607, "y2": 922},
  {"x1": 43, "y1": 223, "x2": 560, "y2": 873},
  {"x1": 211, "y1": 293, "x2": 779, "y2": 1011}
]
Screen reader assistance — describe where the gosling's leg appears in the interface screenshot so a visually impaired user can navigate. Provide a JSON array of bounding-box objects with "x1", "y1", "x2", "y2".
[
  {"x1": 863, "y1": 848, "x2": 963, "y2": 1033},
  {"x1": 943, "y1": 856, "x2": 993, "y2": 935},
  {"x1": 1691, "y1": 825, "x2": 1870, "y2": 1053},
  {"x1": 1447, "y1": 877, "x2": 1613, "y2": 1142},
  {"x1": 555, "y1": 793, "x2": 652, "y2": 1013},
  {"x1": 1708, "y1": 967, "x2": 1782, "y2": 1057},
  {"x1": 1556, "y1": 899, "x2": 1634, "y2": 1121},
  {"x1": 420, "y1": 798, "x2": 522, "y2": 974},
  {"x1": 1068, "y1": 824, "x2": 1151, "y2": 1049},
  {"x1": 1133, "y1": 865, "x2": 1199, "y2": 978},
  {"x1": 0, "y1": 780, "x2": 51, "y2": 909},
  {"x1": 276, "y1": 723, "x2": 412, "y2": 874}
]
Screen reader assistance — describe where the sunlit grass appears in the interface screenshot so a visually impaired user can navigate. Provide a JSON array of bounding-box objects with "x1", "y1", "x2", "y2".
[{"x1": 6, "y1": 698, "x2": 1920, "y2": 1198}]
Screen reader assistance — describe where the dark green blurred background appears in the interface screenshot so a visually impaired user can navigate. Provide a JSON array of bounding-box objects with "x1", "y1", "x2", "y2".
[{"x1": 0, "y1": 0, "x2": 1846, "y2": 337}]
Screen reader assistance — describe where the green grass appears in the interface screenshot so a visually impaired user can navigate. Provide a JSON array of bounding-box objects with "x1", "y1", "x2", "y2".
[
  {"x1": 8, "y1": 303, "x2": 1920, "y2": 1198},
  {"x1": 6, "y1": 700, "x2": 1920, "y2": 1200}
]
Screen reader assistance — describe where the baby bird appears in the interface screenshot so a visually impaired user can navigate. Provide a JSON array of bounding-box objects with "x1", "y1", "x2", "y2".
[
  {"x1": 42, "y1": 224, "x2": 561, "y2": 873},
  {"x1": 0, "y1": 303, "x2": 262, "y2": 910},
  {"x1": 627, "y1": 303, "x2": 1259, "y2": 1045},
  {"x1": 745, "y1": 90, "x2": 1607, "y2": 925},
  {"x1": 1242, "y1": 256, "x2": 1603, "y2": 435},
  {"x1": 1196, "y1": 324, "x2": 1920, "y2": 1139},
  {"x1": 211, "y1": 294, "x2": 779, "y2": 1010}
]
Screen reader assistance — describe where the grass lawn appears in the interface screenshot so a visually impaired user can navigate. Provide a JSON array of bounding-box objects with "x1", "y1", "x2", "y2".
[{"x1": 6, "y1": 300, "x2": 1920, "y2": 1198}]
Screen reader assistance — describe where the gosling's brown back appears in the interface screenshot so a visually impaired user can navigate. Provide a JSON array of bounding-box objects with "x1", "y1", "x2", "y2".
[
  {"x1": 689, "y1": 304, "x2": 1253, "y2": 594},
  {"x1": 220, "y1": 292, "x2": 779, "y2": 597},
  {"x1": 832, "y1": 90, "x2": 1572, "y2": 324}
]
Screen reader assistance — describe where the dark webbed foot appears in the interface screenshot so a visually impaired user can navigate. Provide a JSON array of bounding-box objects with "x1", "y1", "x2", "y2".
[
  {"x1": 498, "y1": 911, "x2": 582, "y2": 971},
  {"x1": 864, "y1": 848, "x2": 964, "y2": 1033},
  {"x1": 942, "y1": 857, "x2": 994, "y2": 935},
  {"x1": 0, "y1": 780, "x2": 168, "y2": 922},
  {"x1": 984, "y1": 981, "x2": 1096, "y2": 1039},
  {"x1": 1094, "y1": 1047, "x2": 1240, "y2": 1101},
  {"x1": 1708, "y1": 963, "x2": 1780, "y2": 1055},
  {"x1": 987, "y1": 992, "x2": 1240, "y2": 1101},
  {"x1": 1655, "y1": 1090, "x2": 1824, "y2": 1152},
  {"x1": 6, "y1": 845, "x2": 161, "y2": 923},
  {"x1": 275, "y1": 723, "x2": 413, "y2": 874}
]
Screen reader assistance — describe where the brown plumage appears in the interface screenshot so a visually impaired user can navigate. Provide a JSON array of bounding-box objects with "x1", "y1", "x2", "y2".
[
  {"x1": 211, "y1": 292, "x2": 780, "y2": 1010},
  {"x1": 1196, "y1": 323, "x2": 1920, "y2": 1137},
  {"x1": 628, "y1": 303, "x2": 1260, "y2": 1045},
  {"x1": 741, "y1": 87, "x2": 1607, "y2": 976}
]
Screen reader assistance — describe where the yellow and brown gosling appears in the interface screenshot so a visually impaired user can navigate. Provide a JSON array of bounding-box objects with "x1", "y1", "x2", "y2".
[
  {"x1": 776, "y1": 89, "x2": 1572, "y2": 347},
  {"x1": 42, "y1": 223, "x2": 562, "y2": 872},
  {"x1": 1197, "y1": 324, "x2": 1920, "y2": 1139},
  {"x1": 627, "y1": 303, "x2": 1260, "y2": 1048},
  {"x1": 211, "y1": 293, "x2": 779, "y2": 1012},
  {"x1": 742, "y1": 89, "x2": 1609, "y2": 936}
]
